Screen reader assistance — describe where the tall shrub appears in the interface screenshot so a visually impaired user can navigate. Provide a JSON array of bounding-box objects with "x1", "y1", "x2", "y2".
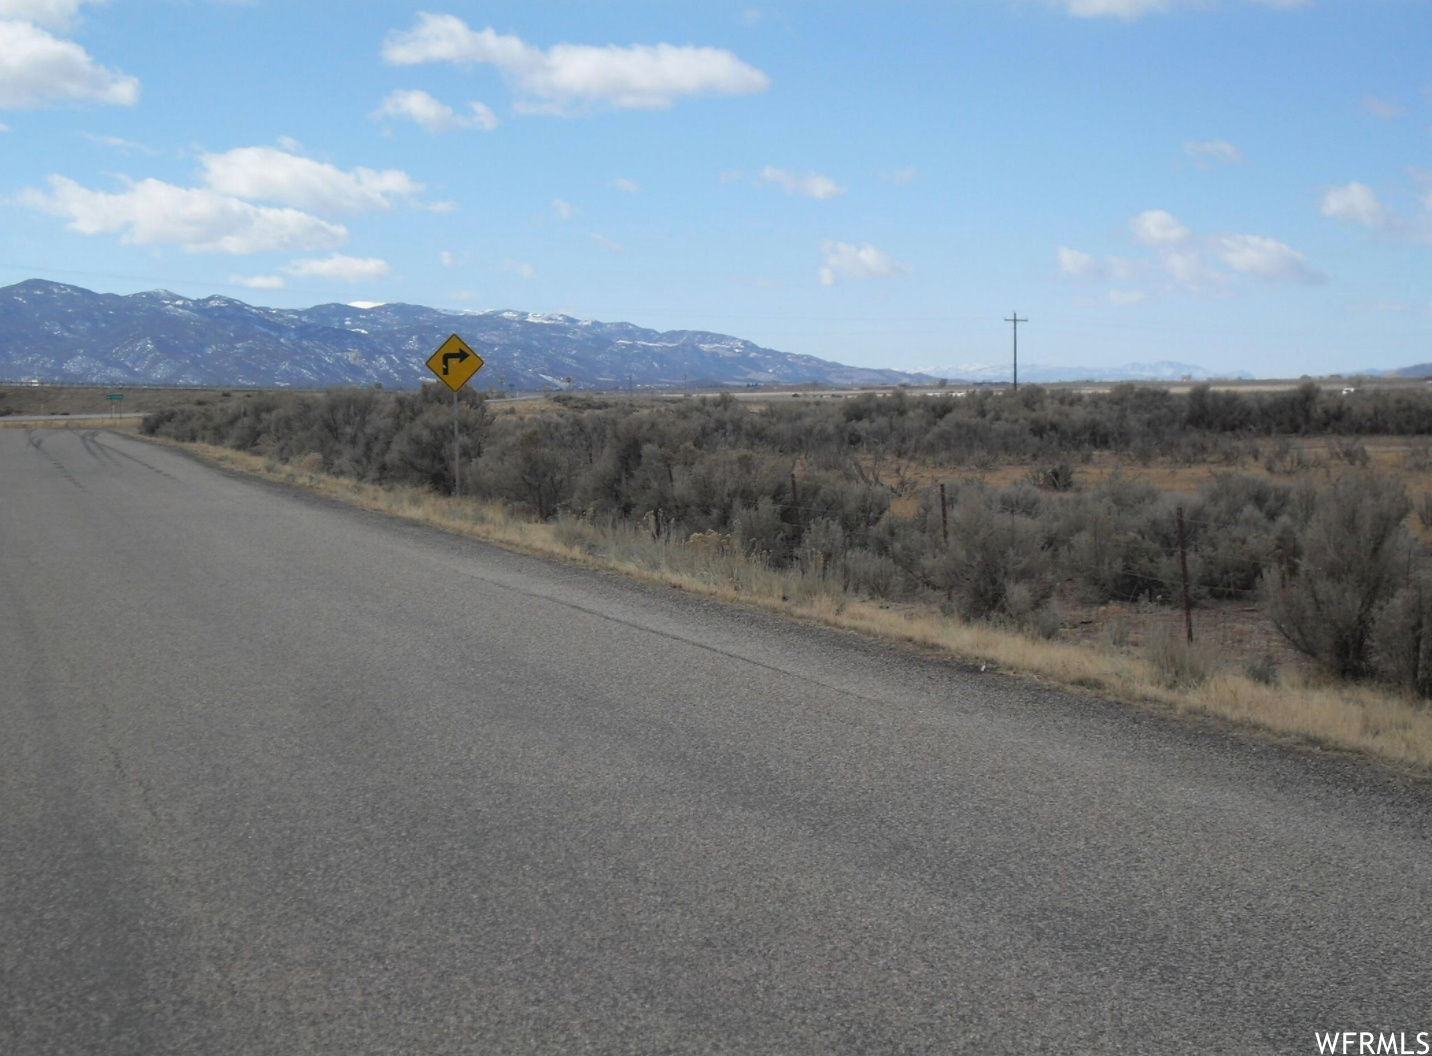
[{"x1": 1262, "y1": 473, "x2": 1413, "y2": 678}]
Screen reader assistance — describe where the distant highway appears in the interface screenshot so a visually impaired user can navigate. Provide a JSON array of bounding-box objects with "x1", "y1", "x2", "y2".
[
  {"x1": 3, "y1": 427, "x2": 1431, "y2": 1054},
  {"x1": 0, "y1": 412, "x2": 146, "y2": 423}
]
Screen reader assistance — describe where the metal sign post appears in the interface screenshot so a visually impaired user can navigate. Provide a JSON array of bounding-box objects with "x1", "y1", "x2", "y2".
[{"x1": 424, "y1": 334, "x2": 484, "y2": 497}]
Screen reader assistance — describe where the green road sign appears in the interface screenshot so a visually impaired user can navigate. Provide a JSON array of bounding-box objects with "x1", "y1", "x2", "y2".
[{"x1": 106, "y1": 394, "x2": 124, "y2": 400}]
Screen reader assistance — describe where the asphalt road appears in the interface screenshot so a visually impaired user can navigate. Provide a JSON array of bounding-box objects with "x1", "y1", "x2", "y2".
[{"x1": 3, "y1": 428, "x2": 1430, "y2": 1056}]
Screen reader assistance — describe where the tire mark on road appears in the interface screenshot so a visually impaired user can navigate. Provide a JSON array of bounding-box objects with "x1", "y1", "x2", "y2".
[
  {"x1": 25, "y1": 430, "x2": 83, "y2": 490},
  {"x1": 439, "y1": 558, "x2": 929, "y2": 707},
  {"x1": 85, "y1": 432, "x2": 181, "y2": 481},
  {"x1": 78, "y1": 430, "x2": 124, "y2": 468}
]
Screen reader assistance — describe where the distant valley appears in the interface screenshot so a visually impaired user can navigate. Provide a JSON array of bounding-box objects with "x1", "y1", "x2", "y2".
[{"x1": 918, "y1": 360, "x2": 1254, "y2": 384}]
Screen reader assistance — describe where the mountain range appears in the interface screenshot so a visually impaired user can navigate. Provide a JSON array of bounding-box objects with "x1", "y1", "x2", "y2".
[
  {"x1": 1381, "y1": 364, "x2": 1432, "y2": 379},
  {"x1": 0, "y1": 280, "x2": 931, "y2": 391},
  {"x1": 19, "y1": 279, "x2": 1396, "y2": 391}
]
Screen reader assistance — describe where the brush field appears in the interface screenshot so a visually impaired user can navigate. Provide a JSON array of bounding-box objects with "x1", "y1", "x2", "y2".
[{"x1": 123, "y1": 380, "x2": 1432, "y2": 771}]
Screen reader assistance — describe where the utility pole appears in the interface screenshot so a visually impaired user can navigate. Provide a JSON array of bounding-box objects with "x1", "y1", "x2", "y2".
[
  {"x1": 1177, "y1": 505, "x2": 1193, "y2": 644},
  {"x1": 1005, "y1": 310, "x2": 1027, "y2": 393},
  {"x1": 939, "y1": 483, "x2": 949, "y2": 550}
]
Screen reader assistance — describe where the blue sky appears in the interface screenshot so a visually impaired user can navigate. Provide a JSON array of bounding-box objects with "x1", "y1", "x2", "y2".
[{"x1": 1, "y1": 0, "x2": 1429, "y2": 377}]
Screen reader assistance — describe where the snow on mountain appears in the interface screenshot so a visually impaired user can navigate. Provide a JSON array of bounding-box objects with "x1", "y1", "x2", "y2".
[{"x1": 0, "y1": 280, "x2": 928, "y2": 390}]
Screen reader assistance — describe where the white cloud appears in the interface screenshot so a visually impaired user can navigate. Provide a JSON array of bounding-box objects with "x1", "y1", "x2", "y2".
[
  {"x1": 880, "y1": 167, "x2": 917, "y2": 186},
  {"x1": 1047, "y1": 0, "x2": 1171, "y2": 18},
  {"x1": 817, "y1": 240, "x2": 908, "y2": 286},
  {"x1": 229, "y1": 274, "x2": 284, "y2": 290},
  {"x1": 0, "y1": 18, "x2": 138, "y2": 108},
  {"x1": 381, "y1": 14, "x2": 770, "y2": 112},
  {"x1": 199, "y1": 147, "x2": 423, "y2": 214},
  {"x1": 1130, "y1": 209, "x2": 1191, "y2": 247},
  {"x1": 1058, "y1": 210, "x2": 1321, "y2": 296},
  {"x1": 1183, "y1": 140, "x2": 1244, "y2": 165},
  {"x1": 1363, "y1": 94, "x2": 1402, "y2": 120},
  {"x1": 1057, "y1": 246, "x2": 1101, "y2": 278},
  {"x1": 371, "y1": 88, "x2": 497, "y2": 133},
  {"x1": 551, "y1": 198, "x2": 575, "y2": 220},
  {"x1": 1105, "y1": 256, "x2": 1139, "y2": 280},
  {"x1": 500, "y1": 259, "x2": 536, "y2": 278},
  {"x1": 1160, "y1": 249, "x2": 1223, "y2": 291},
  {"x1": 1044, "y1": 0, "x2": 1309, "y2": 17},
  {"x1": 421, "y1": 200, "x2": 458, "y2": 214},
  {"x1": 471, "y1": 102, "x2": 501, "y2": 131},
  {"x1": 275, "y1": 135, "x2": 303, "y2": 153},
  {"x1": 439, "y1": 250, "x2": 470, "y2": 268},
  {"x1": 0, "y1": 121, "x2": 9, "y2": 131},
  {"x1": 20, "y1": 174, "x2": 348, "y2": 254},
  {"x1": 758, "y1": 166, "x2": 844, "y2": 200},
  {"x1": 590, "y1": 232, "x2": 623, "y2": 253},
  {"x1": 78, "y1": 131, "x2": 154, "y2": 154},
  {"x1": 283, "y1": 254, "x2": 390, "y2": 282},
  {"x1": 1320, "y1": 181, "x2": 1399, "y2": 230},
  {"x1": 0, "y1": 0, "x2": 98, "y2": 30},
  {"x1": 1213, "y1": 234, "x2": 1324, "y2": 283},
  {"x1": 609, "y1": 177, "x2": 640, "y2": 193}
]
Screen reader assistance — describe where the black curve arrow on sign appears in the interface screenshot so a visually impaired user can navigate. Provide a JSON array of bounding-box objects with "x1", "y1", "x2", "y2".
[{"x1": 441, "y1": 350, "x2": 470, "y2": 375}]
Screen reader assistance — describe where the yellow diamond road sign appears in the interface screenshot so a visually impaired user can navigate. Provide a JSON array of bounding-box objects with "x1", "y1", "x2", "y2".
[{"x1": 426, "y1": 333, "x2": 484, "y2": 392}]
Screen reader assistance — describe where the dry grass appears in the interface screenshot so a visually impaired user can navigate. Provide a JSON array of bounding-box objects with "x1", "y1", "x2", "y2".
[
  {"x1": 0, "y1": 417, "x2": 143, "y2": 430},
  {"x1": 141, "y1": 434, "x2": 1432, "y2": 776},
  {"x1": 0, "y1": 383, "x2": 265, "y2": 418},
  {"x1": 865, "y1": 437, "x2": 1432, "y2": 549},
  {"x1": 868, "y1": 436, "x2": 1432, "y2": 493}
]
